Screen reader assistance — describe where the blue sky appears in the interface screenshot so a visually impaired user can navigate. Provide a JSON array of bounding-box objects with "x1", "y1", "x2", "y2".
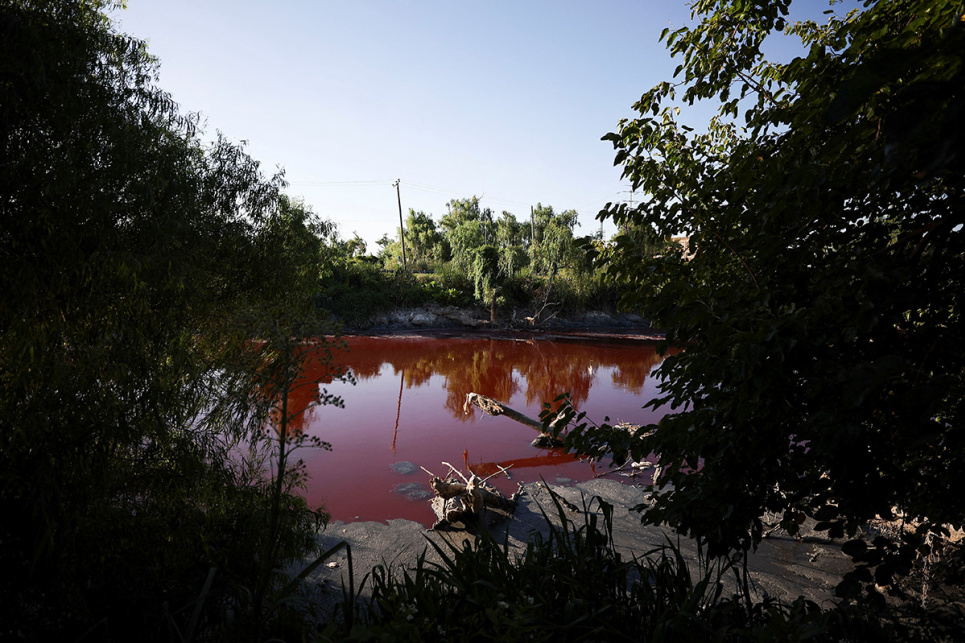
[{"x1": 111, "y1": 1, "x2": 848, "y2": 250}]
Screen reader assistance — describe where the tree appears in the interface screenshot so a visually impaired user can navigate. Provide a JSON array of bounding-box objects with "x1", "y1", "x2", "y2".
[
  {"x1": 440, "y1": 196, "x2": 494, "y2": 272},
  {"x1": 472, "y1": 244, "x2": 501, "y2": 322},
  {"x1": 495, "y1": 211, "x2": 528, "y2": 279},
  {"x1": 495, "y1": 210, "x2": 524, "y2": 248},
  {"x1": 259, "y1": 195, "x2": 337, "y2": 311},
  {"x1": 342, "y1": 232, "x2": 369, "y2": 259},
  {"x1": 0, "y1": 1, "x2": 339, "y2": 638},
  {"x1": 567, "y1": 0, "x2": 965, "y2": 596},
  {"x1": 403, "y1": 209, "x2": 447, "y2": 267},
  {"x1": 609, "y1": 221, "x2": 674, "y2": 263},
  {"x1": 528, "y1": 204, "x2": 580, "y2": 278},
  {"x1": 375, "y1": 232, "x2": 397, "y2": 263}
]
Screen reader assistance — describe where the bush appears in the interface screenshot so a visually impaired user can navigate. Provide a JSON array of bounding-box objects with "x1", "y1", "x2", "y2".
[{"x1": 316, "y1": 261, "x2": 432, "y2": 325}]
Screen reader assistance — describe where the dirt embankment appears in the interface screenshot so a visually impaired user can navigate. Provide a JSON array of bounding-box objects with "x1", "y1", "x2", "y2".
[{"x1": 345, "y1": 304, "x2": 657, "y2": 335}]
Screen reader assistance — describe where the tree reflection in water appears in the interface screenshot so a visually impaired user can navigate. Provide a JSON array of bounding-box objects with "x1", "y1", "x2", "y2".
[{"x1": 287, "y1": 332, "x2": 672, "y2": 525}]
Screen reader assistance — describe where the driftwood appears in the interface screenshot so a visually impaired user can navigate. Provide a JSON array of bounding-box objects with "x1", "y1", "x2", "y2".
[
  {"x1": 463, "y1": 392, "x2": 566, "y2": 447},
  {"x1": 615, "y1": 421, "x2": 650, "y2": 438},
  {"x1": 422, "y1": 462, "x2": 520, "y2": 530}
]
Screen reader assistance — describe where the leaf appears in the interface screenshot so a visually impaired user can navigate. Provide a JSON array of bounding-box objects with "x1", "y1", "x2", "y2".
[
  {"x1": 826, "y1": 66, "x2": 884, "y2": 124},
  {"x1": 874, "y1": 563, "x2": 894, "y2": 587},
  {"x1": 590, "y1": 0, "x2": 965, "y2": 582},
  {"x1": 835, "y1": 576, "x2": 861, "y2": 599},
  {"x1": 841, "y1": 539, "x2": 867, "y2": 558},
  {"x1": 813, "y1": 505, "x2": 840, "y2": 521}
]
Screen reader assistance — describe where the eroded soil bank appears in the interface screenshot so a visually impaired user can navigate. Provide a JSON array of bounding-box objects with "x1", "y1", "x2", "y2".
[{"x1": 345, "y1": 305, "x2": 656, "y2": 335}]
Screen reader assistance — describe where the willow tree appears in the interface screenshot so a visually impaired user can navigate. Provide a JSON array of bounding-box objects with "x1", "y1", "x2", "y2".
[
  {"x1": 527, "y1": 204, "x2": 581, "y2": 278},
  {"x1": 567, "y1": 0, "x2": 964, "y2": 596}
]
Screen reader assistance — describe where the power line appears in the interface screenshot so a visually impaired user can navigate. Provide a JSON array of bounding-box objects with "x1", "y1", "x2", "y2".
[
  {"x1": 574, "y1": 191, "x2": 624, "y2": 213},
  {"x1": 288, "y1": 177, "x2": 626, "y2": 223},
  {"x1": 288, "y1": 180, "x2": 393, "y2": 187}
]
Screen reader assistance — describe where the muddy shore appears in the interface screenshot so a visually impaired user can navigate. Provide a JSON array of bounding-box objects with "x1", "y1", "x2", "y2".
[
  {"x1": 307, "y1": 478, "x2": 853, "y2": 617},
  {"x1": 345, "y1": 304, "x2": 658, "y2": 336}
]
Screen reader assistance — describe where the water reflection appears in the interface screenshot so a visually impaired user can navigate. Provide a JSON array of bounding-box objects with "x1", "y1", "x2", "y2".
[
  {"x1": 261, "y1": 342, "x2": 346, "y2": 437},
  {"x1": 329, "y1": 334, "x2": 669, "y2": 418},
  {"x1": 292, "y1": 332, "x2": 671, "y2": 525}
]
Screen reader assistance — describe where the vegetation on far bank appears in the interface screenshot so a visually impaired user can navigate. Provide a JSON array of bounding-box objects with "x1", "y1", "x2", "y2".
[
  {"x1": 2, "y1": 0, "x2": 963, "y2": 641},
  {"x1": 314, "y1": 199, "x2": 657, "y2": 328}
]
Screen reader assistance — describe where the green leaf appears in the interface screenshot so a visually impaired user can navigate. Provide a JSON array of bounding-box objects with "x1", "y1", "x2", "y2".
[{"x1": 841, "y1": 539, "x2": 867, "y2": 558}]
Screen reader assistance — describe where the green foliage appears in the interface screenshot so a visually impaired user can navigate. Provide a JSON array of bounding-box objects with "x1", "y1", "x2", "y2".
[
  {"x1": 340, "y1": 193, "x2": 618, "y2": 323},
  {"x1": 498, "y1": 243, "x2": 529, "y2": 279},
  {"x1": 367, "y1": 197, "x2": 599, "y2": 317},
  {"x1": 439, "y1": 196, "x2": 494, "y2": 273},
  {"x1": 495, "y1": 210, "x2": 525, "y2": 248},
  {"x1": 588, "y1": 0, "x2": 965, "y2": 594},
  {"x1": 471, "y1": 244, "x2": 500, "y2": 312},
  {"x1": 495, "y1": 273, "x2": 535, "y2": 310},
  {"x1": 444, "y1": 218, "x2": 486, "y2": 274},
  {"x1": 421, "y1": 264, "x2": 476, "y2": 307},
  {"x1": 421, "y1": 279, "x2": 472, "y2": 307},
  {"x1": 548, "y1": 269, "x2": 623, "y2": 316},
  {"x1": 316, "y1": 261, "x2": 432, "y2": 325},
  {"x1": 493, "y1": 211, "x2": 530, "y2": 282},
  {"x1": 341, "y1": 232, "x2": 369, "y2": 259},
  {"x1": 261, "y1": 195, "x2": 339, "y2": 313},
  {"x1": 403, "y1": 209, "x2": 449, "y2": 268},
  {"x1": 0, "y1": 1, "x2": 345, "y2": 639},
  {"x1": 528, "y1": 204, "x2": 581, "y2": 278},
  {"x1": 217, "y1": 312, "x2": 350, "y2": 641}
]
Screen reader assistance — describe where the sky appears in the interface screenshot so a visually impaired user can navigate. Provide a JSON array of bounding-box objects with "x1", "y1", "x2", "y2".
[{"x1": 110, "y1": 1, "x2": 847, "y2": 250}]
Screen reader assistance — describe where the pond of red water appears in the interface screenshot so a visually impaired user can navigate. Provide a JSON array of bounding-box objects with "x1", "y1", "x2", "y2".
[{"x1": 289, "y1": 331, "x2": 672, "y2": 526}]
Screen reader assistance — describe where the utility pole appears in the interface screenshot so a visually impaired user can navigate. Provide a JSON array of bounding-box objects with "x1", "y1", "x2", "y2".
[
  {"x1": 393, "y1": 179, "x2": 407, "y2": 270},
  {"x1": 625, "y1": 189, "x2": 633, "y2": 236},
  {"x1": 530, "y1": 205, "x2": 535, "y2": 244}
]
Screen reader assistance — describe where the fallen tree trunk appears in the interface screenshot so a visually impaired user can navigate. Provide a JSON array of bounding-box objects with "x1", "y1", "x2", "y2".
[
  {"x1": 463, "y1": 392, "x2": 566, "y2": 447},
  {"x1": 463, "y1": 392, "x2": 545, "y2": 430}
]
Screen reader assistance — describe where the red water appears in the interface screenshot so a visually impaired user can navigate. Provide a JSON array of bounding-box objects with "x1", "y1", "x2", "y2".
[{"x1": 289, "y1": 331, "x2": 671, "y2": 526}]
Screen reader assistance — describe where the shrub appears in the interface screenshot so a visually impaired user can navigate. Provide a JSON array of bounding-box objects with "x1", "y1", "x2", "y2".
[{"x1": 316, "y1": 262, "x2": 432, "y2": 326}]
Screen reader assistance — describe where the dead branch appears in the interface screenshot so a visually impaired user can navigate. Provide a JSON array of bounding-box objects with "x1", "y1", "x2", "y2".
[
  {"x1": 426, "y1": 463, "x2": 518, "y2": 530},
  {"x1": 429, "y1": 477, "x2": 468, "y2": 500},
  {"x1": 614, "y1": 421, "x2": 650, "y2": 437},
  {"x1": 441, "y1": 461, "x2": 470, "y2": 484},
  {"x1": 463, "y1": 392, "x2": 566, "y2": 447}
]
